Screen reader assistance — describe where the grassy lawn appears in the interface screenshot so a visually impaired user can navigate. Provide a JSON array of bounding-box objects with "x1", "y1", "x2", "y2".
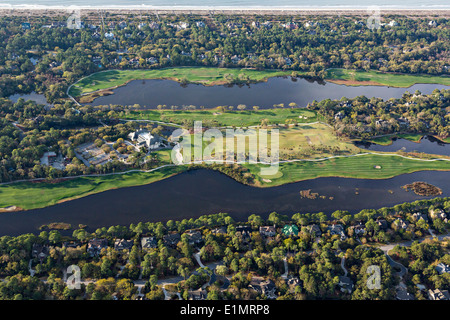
[
  {"x1": 247, "y1": 154, "x2": 450, "y2": 187},
  {"x1": 122, "y1": 108, "x2": 318, "y2": 128},
  {"x1": 0, "y1": 165, "x2": 186, "y2": 211},
  {"x1": 69, "y1": 67, "x2": 292, "y2": 97},
  {"x1": 326, "y1": 68, "x2": 450, "y2": 87},
  {"x1": 277, "y1": 124, "x2": 360, "y2": 159}
]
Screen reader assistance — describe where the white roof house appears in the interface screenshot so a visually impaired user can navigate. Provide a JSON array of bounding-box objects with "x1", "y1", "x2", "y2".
[{"x1": 128, "y1": 129, "x2": 162, "y2": 149}]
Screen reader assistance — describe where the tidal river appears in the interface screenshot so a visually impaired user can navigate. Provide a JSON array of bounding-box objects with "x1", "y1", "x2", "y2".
[{"x1": 0, "y1": 169, "x2": 449, "y2": 236}]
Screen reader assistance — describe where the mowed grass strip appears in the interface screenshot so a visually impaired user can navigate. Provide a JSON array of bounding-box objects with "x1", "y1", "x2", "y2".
[
  {"x1": 123, "y1": 108, "x2": 318, "y2": 127},
  {"x1": 69, "y1": 67, "x2": 292, "y2": 97},
  {"x1": 247, "y1": 153, "x2": 450, "y2": 186},
  {"x1": 0, "y1": 165, "x2": 186, "y2": 210},
  {"x1": 326, "y1": 68, "x2": 450, "y2": 87}
]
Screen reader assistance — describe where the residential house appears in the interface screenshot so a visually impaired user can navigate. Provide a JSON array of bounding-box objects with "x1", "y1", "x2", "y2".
[
  {"x1": 104, "y1": 32, "x2": 115, "y2": 40},
  {"x1": 282, "y1": 224, "x2": 299, "y2": 237},
  {"x1": 211, "y1": 226, "x2": 227, "y2": 235},
  {"x1": 141, "y1": 236, "x2": 158, "y2": 249},
  {"x1": 436, "y1": 262, "x2": 450, "y2": 275},
  {"x1": 335, "y1": 112, "x2": 344, "y2": 120},
  {"x1": 184, "y1": 230, "x2": 203, "y2": 246},
  {"x1": 188, "y1": 289, "x2": 207, "y2": 300},
  {"x1": 249, "y1": 277, "x2": 277, "y2": 299},
  {"x1": 163, "y1": 233, "x2": 181, "y2": 247},
  {"x1": 307, "y1": 224, "x2": 322, "y2": 237},
  {"x1": 396, "y1": 283, "x2": 415, "y2": 300},
  {"x1": 338, "y1": 276, "x2": 354, "y2": 294},
  {"x1": 259, "y1": 225, "x2": 276, "y2": 237},
  {"x1": 285, "y1": 277, "x2": 300, "y2": 293},
  {"x1": 235, "y1": 225, "x2": 252, "y2": 242},
  {"x1": 32, "y1": 244, "x2": 49, "y2": 263},
  {"x1": 118, "y1": 21, "x2": 127, "y2": 29},
  {"x1": 428, "y1": 289, "x2": 450, "y2": 300},
  {"x1": 87, "y1": 238, "x2": 108, "y2": 257},
  {"x1": 412, "y1": 212, "x2": 428, "y2": 222},
  {"x1": 376, "y1": 218, "x2": 388, "y2": 230},
  {"x1": 388, "y1": 20, "x2": 398, "y2": 27},
  {"x1": 114, "y1": 239, "x2": 134, "y2": 251},
  {"x1": 393, "y1": 218, "x2": 409, "y2": 230},
  {"x1": 196, "y1": 21, "x2": 205, "y2": 28},
  {"x1": 352, "y1": 223, "x2": 366, "y2": 236},
  {"x1": 328, "y1": 224, "x2": 347, "y2": 240},
  {"x1": 429, "y1": 208, "x2": 447, "y2": 221}
]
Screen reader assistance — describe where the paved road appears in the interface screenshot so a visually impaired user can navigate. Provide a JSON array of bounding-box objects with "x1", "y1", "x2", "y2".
[{"x1": 378, "y1": 231, "x2": 450, "y2": 278}]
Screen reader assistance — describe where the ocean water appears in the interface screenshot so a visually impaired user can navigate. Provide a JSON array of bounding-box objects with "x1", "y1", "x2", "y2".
[{"x1": 0, "y1": 0, "x2": 448, "y2": 9}]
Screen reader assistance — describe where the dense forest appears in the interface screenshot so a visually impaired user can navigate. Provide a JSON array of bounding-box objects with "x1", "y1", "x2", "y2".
[
  {"x1": 0, "y1": 13, "x2": 448, "y2": 101},
  {"x1": 0, "y1": 197, "x2": 449, "y2": 300}
]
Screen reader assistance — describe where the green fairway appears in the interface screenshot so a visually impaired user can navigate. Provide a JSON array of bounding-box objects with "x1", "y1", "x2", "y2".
[
  {"x1": 69, "y1": 67, "x2": 293, "y2": 97},
  {"x1": 0, "y1": 165, "x2": 186, "y2": 211},
  {"x1": 326, "y1": 68, "x2": 450, "y2": 87},
  {"x1": 2, "y1": 153, "x2": 449, "y2": 211},
  {"x1": 123, "y1": 108, "x2": 318, "y2": 127},
  {"x1": 69, "y1": 67, "x2": 450, "y2": 99},
  {"x1": 247, "y1": 154, "x2": 450, "y2": 187}
]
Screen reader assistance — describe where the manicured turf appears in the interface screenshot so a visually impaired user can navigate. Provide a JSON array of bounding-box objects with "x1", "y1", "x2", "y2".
[
  {"x1": 0, "y1": 165, "x2": 186, "y2": 210},
  {"x1": 123, "y1": 108, "x2": 318, "y2": 127},
  {"x1": 247, "y1": 154, "x2": 450, "y2": 187},
  {"x1": 69, "y1": 67, "x2": 450, "y2": 99},
  {"x1": 326, "y1": 68, "x2": 450, "y2": 87},
  {"x1": 69, "y1": 67, "x2": 293, "y2": 97},
  {"x1": 3, "y1": 153, "x2": 449, "y2": 210}
]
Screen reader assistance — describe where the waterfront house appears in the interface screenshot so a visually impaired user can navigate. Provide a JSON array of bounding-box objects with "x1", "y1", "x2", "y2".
[
  {"x1": 235, "y1": 226, "x2": 252, "y2": 241},
  {"x1": 114, "y1": 239, "x2": 134, "y2": 251},
  {"x1": 32, "y1": 244, "x2": 49, "y2": 263},
  {"x1": 163, "y1": 233, "x2": 181, "y2": 247},
  {"x1": 307, "y1": 224, "x2": 322, "y2": 237},
  {"x1": 282, "y1": 224, "x2": 299, "y2": 237},
  {"x1": 328, "y1": 224, "x2": 347, "y2": 240},
  {"x1": 141, "y1": 237, "x2": 158, "y2": 249},
  {"x1": 259, "y1": 225, "x2": 276, "y2": 237},
  {"x1": 393, "y1": 218, "x2": 409, "y2": 230},
  {"x1": 87, "y1": 238, "x2": 108, "y2": 257},
  {"x1": 211, "y1": 226, "x2": 227, "y2": 235},
  {"x1": 429, "y1": 208, "x2": 447, "y2": 221},
  {"x1": 412, "y1": 212, "x2": 428, "y2": 222},
  {"x1": 376, "y1": 218, "x2": 388, "y2": 230},
  {"x1": 184, "y1": 230, "x2": 203, "y2": 245}
]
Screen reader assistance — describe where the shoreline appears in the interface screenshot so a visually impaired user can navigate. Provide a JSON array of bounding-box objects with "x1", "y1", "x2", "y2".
[
  {"x1": 1, "y1": 153, "x2": 450, "y2": 212},
  {"x1": 1, "y1": 7, "x2": 449, "y2": 17}
]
